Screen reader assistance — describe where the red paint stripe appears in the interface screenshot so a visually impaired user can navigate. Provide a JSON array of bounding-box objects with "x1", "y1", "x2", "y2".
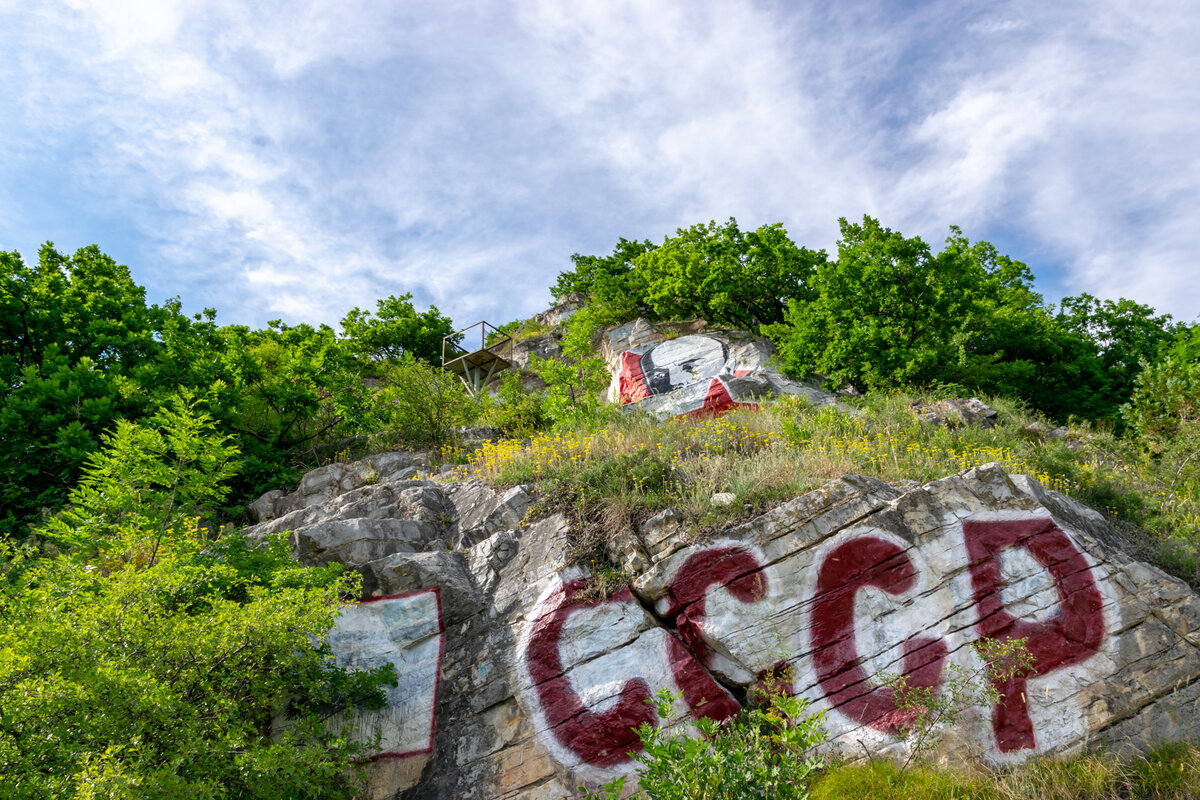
[
  {"x1": 525, "y1": 581, "x2": 656, "y2": 767},
  {"x1": 618, "y1": 351, "x2": 651, "y2": 404}
]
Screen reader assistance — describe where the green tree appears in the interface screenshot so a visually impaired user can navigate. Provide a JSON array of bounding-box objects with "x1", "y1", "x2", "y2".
[
  {"x1": 1058, "y1": 293, "x2": 1176, "y2": 420},
  {"x1": 946, "y1": 305, "x2": 1106, "y2": 421},
  {"x1": 0, "y1": 244, "x2": 180, "y2": 536},
  {"x1": 0, "y1": 395, "x2": 392, "y2": 799},
  {"x1": 764, "y1": 217, "x2": 1112, "y2": 421},
  {"x1": 636, "y1": 219, "x2": 823, "y2": 331},
  {"x1": 0, "y1": 244, "x2": 162, "y2": 379},
  {"x1": 374, "y1": 355, "x2": 480, "y2": 445},
  {"x1": 556, "y1": 220, "x2": 821, "y2": 357},
  {"x1": 339, "y1": 293, "x2": 455, "y2": 366},
  {"x1": 529, "y1": 354, "x2": 617, "y2": 430},
  {"x1": 212, "y1": 321, "x2": 377, "y2": 497},
  {"x1": 766, "y1": 217, "x2": 1036, "y2": 390},
  {"x1": 550, "y1": 237, "x2": 656, "y2": 300}
]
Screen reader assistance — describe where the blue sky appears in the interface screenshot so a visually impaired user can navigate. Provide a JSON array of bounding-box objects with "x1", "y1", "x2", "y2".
[{"x1": 1, "y1": 0, "x2": 1197, "y2": 330}]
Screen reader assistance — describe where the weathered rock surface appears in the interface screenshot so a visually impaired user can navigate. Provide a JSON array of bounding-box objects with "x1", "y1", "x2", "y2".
[
  {"x1": 250, "y1": 456, "x2": 1200, "y2": 798},
  {"x1": 911, "y1": 397, "x2": 1000, "y2": 429},
  {"x1": 499, "y1": 294, "x2": 586, "y2": 371},
  {"x1": 248, "y1": 451, "x2": 431, "y2": 523},
  {"x1": 600, "y1": 319, "x2": 838, "y2": 418}
]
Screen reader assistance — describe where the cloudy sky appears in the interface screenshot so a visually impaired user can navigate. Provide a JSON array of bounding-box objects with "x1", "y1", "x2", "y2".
[{"x1": 1, "y1": 0, "x2": 1197, "y2": 330}]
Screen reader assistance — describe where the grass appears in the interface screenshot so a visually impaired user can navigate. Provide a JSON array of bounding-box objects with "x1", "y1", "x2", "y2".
[
  {"x1": 448, "y1": 391, "x2": 1200, "y2": 583},
  {"x1": 809, "y1": 742, "x2": 1200, "y2": 800}
]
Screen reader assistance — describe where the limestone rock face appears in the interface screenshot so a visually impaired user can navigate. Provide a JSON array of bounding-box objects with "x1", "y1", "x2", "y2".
[
  {"x1": 248, "y1": 451, "x2": 430, "y2": 523},
  {"x1": 248, "y1": 459, "x2": 1200, "y2": 798},
  {"x1": 600, "y1": 319, "x2": 838, "y2": 418}
]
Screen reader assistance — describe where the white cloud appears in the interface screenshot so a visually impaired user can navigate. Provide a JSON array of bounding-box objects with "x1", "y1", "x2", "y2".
[{"x1": 0, "y1": 0, "x2": 1197, "y2": 329}]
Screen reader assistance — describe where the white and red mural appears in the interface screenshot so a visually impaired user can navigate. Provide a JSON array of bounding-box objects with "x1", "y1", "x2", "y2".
[
  {"x1": 325, "y1": 588, "x2": 445, "y2": 760},
  {"x1": 615, "y1": 335, "x2": 762, "y2": 418},
  {"x1": 518, "y1": 513, "x2": 1118, "y2": 777}
]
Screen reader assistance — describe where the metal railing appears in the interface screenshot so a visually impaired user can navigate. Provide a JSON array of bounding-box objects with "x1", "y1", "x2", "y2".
[
  {"x1": 441, "y1": 321, "x2": 513, "y2": 367},
  {"x1": 441, "y1": 321, "x2": 514, "y2": 394}
]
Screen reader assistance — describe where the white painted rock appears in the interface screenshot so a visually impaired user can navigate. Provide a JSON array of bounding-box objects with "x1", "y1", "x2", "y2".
[
  {"x1": 260, "y1": 452, "x2": 1200, "y2": 799},
  {"x1": 600, "y1": 320, "x2": 837, "y2": 419}
]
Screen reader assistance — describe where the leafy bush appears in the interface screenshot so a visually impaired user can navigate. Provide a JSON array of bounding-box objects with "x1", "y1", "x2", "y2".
[
  {"x1": 0, "y1": 395, "x2": 393, "y2": 798},
  {"x1": 374, "y1": 355, "x2": 480, "y2": 445},
  {"x1": 529, "y1": 355, "x2": 620, "y2": 431},
  {"x1": 884, "y1": 638, "x2": 1034, "y2": 768},
  {"x1": 478, "y1": 370, "x2": 550, "y2": 436},
  {"x1": 579, "y1": 685, "x2": 827, "y2": 800}
]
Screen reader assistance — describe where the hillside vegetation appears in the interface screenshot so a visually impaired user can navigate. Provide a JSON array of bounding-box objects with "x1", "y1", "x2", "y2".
[{"x1": 2, "y1": 217, "x2": 1198, "y2": 797}]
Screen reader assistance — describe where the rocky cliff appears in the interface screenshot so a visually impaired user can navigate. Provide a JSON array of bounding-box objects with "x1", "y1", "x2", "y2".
[{"x1": 247, "y1": 447, "x2": 1200, "y2": 799}]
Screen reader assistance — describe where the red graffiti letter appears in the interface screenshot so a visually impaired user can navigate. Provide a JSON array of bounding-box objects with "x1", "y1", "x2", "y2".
[
  {"x1": 525, "y1": 580, "x2": 654, "y2": 767},
  {"x1": 963, "y1": 518, "x2": 1105, "y2": 753},
  {"x1": 661, "y1": 547, "x2": 767, "y2": 720},
  {"x1": 812, "y1": 536, "x2": 948, "y2": 733}
]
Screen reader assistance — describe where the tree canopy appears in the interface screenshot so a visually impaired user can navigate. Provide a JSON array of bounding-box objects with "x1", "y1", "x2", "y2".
[
  {"x1": 0, "y1": 245, "x2": 458, "y2": 541},
  {"x1": 339, "y1": 293, "x2": 455, "y2": 366},
  {"x1": 557, "y1": 215, "x2": 1183, "y2": 424}
]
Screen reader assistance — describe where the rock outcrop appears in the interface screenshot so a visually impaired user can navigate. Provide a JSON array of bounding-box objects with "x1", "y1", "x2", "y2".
[
  {"x1": 247, "y1": 455, "x2": 1200, "y2": 798},
  {"x1": 600, "y1": 319, "x2": 838, "y2": 418}
]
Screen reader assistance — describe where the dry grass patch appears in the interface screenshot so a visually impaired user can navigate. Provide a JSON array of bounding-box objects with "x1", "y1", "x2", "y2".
[{"x1": 452, "y1": 391, "x2": 1200, "y2": 581}]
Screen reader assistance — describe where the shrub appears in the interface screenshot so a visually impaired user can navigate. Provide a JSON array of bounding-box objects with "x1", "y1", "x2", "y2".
[
  {"x1": 374, "y1": 355, "x2": 480, "y2": 445},
  {"x1": 0, "y1": 394, "x2": 394, "y2": 798},
  {"x1": 579, "y1": 684, "x2": 827, "y2": 800}
]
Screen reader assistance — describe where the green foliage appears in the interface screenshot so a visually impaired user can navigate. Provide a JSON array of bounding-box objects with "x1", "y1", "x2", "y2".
[
  {"x1": 529, "y1": 355, "x2": 618, "y2": 430},
  {"x1": 373, "y1": 355, "x2": 480, "y2": 445},
  {"x1": 0, "y1": 396, "x2": 391, "y2": 799},
  {"x1": 884, "y1": 638, "x2": 1034, "y2": 768},
  {"x1": 0, "y1": 245, "x2": 179, "y2": 537},
  {"x1": 1119, "y1": 330, "x2": 1200, "y2": 541},
  {"x1": 478, "y1": 370, "x2": 549, "y2": 436},
  {"x1": 0, "y1": 242, "x2": 460, "y2": 535},
  {"x1": 760, "y1": 217, "x2": 1132, "y2": 422},
  {"x1": 0, "y1": 244, "x2": 161, "y2": 378},
  {"x1": 1057, "y1": 293, "x2": 1177, "y2": 422},
  {"x1": 1122, "y1": 349, "x2": 1200, "y2": 442},
  {"x1": 555, "y1": 220, "x2": 821, "y2": 357},
  {"x1": 767, "y1": 218, "x2": 1034, "y2": 388},
  {"x1": 579, "y1": 685, "x2": 826, "y2": 800},
  {"x1": 38, "y1": 391, "x2": 239, "y2": 561},
  {"x1": 634, "y1": 219, "x2": 823, "y2": 331},
  {"x1": 212, "y1": 320, "x2": 378, "y2": 499},
  {"x1": 555, "y1": 446, "x2": 676, "y2": 508},
  {"x1": 551, "y1": 237, "x2": 656, "y2": 300},
  {"x1": 339, "y1": 293, "x2": 455, "y2": 366}
]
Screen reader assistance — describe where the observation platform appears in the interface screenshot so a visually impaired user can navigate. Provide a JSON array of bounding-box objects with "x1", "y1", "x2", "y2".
[{"x1": 442, "y1": 321, "x2": 514, "y2": 394}]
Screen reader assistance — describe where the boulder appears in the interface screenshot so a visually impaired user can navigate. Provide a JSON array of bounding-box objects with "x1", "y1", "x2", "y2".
[
  {"x1": 446, "y1": 480, "x2": 536, "y2": 549},
  {"x1": 911, "y1": 397, "x2": 1000, "y2": 429},
  {"x1": 508, "y1": 332, "x2": 563, "y2": 370},
  {"x1": 600, "y1": 320, "x2": 838, "y2": 419},
  {"x1": 258, "y1": 452, "x2": 1200, "y2": 798},
  {"x1": 247, "y1": 451, "x2": 430, "y2": 523},
  {"x1": 534, "y1": 293, "x2": 586, "y2": 328}
]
